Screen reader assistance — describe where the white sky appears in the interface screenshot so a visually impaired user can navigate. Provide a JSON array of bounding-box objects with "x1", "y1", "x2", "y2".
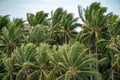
[{"x1": 0, "y1": 0, "x2": 120, "y2": 20}]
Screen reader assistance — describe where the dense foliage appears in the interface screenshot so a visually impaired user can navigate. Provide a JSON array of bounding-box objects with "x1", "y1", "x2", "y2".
[{"x1": 0, "y1": 2, "x2": 120, "y2": 80}]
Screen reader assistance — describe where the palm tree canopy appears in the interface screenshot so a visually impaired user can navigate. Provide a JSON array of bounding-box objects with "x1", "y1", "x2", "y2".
[
  {"x1": 0, "y1": 15, "x2": 10, "y2": 31},
  {"x1": 27, "y1": 11, "x2": 49, "y2": 26}
]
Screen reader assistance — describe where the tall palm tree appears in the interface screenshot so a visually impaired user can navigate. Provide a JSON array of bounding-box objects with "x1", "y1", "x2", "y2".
[
  {"x1": 77, "y1": 2, "x2": 110, "y2": 80},
  {"x1": 13, "y1": 18, "x2": 25, "y2": 28},
  {"x1": 27, "y1": 11, "x2": 49, "y2": 26},
  {"x1": 60, "y1": 12, "x2": 80, "y2": 44},
  {"x1": 96, "y1": 13, "x2": 120, "y2": 80},
  {"x1": 78, "y1": 2, "x2": 110, "y2": 74},
  {"x1": 78, "y1": 2, "x2": 109, "y2": 53},
  {"x1": 0, "y1": 15, "x2": 10, "y2": 31},
  {"x1": 47, "y1": 8, "x2": 65, "y2": 44}
]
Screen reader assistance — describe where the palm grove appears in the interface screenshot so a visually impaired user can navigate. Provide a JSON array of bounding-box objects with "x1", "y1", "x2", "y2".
[{"x1": 0, "y1": 2, "x2": 120, "y2": 80}]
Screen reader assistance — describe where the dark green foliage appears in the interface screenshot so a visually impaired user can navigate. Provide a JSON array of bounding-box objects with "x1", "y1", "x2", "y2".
[
  {"x1": 0, "y1": 2, "x2": 120, "y2": 80},
  {"x1": 29, "y1": 24, "x2": 51, "y2": 44},
  {"x1": 0, "y1": 15, "x2": 10, "y2": 31}
]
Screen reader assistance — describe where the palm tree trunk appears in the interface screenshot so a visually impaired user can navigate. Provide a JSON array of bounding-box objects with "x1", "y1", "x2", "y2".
[
  {"x1": 89, "y1": 47, "x2": 93, "y2": 80},
  {"x1": 110, "y1": 45, "x2": 114, "y2": 80},
  {"x1": 10, "y1": 73, "x2": 13, "y2": 80},
  {"x1": 96, "y1": 47, "x2": 98, "y2": 72},
  {"x1": 64, "y1": 33, "x2": 67, "y2": 44},
  {"x1": 90, "y1": 64, "x2": 93, "y2": 80},
  {"x1": 112, "y1": 69, "x2": 114, "y2": 80}
]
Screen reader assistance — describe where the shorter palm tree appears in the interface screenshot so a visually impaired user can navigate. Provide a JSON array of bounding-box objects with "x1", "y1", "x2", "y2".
[
  {"x1": 28, "y1": 24, "x2": 50, "y2": 45},
  {"x1": 0, "y1": 51, "x2": 6, "y2": 79},
  {"x1": 48, "y1": 45, "x2": 66, "y2": 79},
  {"x1": 27, "y1": 43, "x2": 52, "y2": 80},
  {"x1": 0, "y1": 23, "x2": 25, "y2": 56},
  {"x1": 13, "y1": 43, "x2": 36, "y2": 80},
  {"x1": 2, "y1": 53, "x2": 16, "y2": 80},
  {"x1": 57, "y1": 42, "x2": 102, "y2": 80}
]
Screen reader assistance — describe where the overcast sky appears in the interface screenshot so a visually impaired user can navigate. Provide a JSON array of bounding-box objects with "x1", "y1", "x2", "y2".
[{"x1": 0, "y1": 0, "x2": 120, "y2": 20}]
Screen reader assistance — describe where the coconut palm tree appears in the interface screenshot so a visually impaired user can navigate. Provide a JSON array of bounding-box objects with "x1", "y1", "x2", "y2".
[
  {"x1": 47, "y1": 8, "x2": 65, "y2": 44},
  {"x1": 56, "y1": 42, "x2": 102, "y2": 80},
  {"x1": 78, "y1": 3, "x2": 110, "y2": 79},
  {"x1": 28, "y1": 24, "x2": 50, "y2": 45},
  {"x1": 13, "y1": 43, "x2": 36, "y2": 80},
  {"x1": 48, "y1": 45, "x2": 66, "y2": 79},
  {"x1": 2, "y1": 53, "x2": 16, "y2": 80},
  {"x1": 78, "y1": 2, "x2": 109, "y2": 53},
  {"x1": 27, "y1": 11, "x2": 49, "y2": 26},
  {"x1": 96, "y1": 13, "x2": 120, "y2": 80},
  {"x1": 27, "y1": 43, "x2": 53, "y2": 80},
  {"x1": 0, "y1": 50, "x2": 6, "y2": 79},
  {"x1": 13, "y1": 18, "x2": 25, "y2": 28},
  {"x1": 0, "y1": 15, "x2": 10, "y2": 31},
  {"x1": 0, "y1": 23, "x2": 26, "y2": 56},
  {"x1": 60, "y1": 12, "x2": 80, "y2": 44}
]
